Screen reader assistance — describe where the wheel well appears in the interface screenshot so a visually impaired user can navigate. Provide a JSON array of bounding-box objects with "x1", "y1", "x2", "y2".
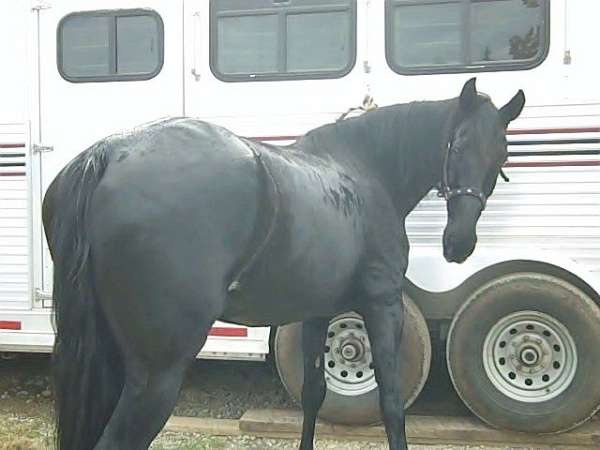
[
  {"x1": 407, "y1": 259, "x2": 600, "y2": 322},
  {"x1": 460, "y1": 260, "x2": 600, "y2": 306}
]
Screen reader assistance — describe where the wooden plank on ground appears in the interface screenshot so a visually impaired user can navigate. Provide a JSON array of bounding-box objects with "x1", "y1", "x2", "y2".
[
  {"x1": 239, "y1": 409, "x2": 600, "y2": 448},
  {"x1": 165, "y1": 416, "x2": 240, "y2": 436}
]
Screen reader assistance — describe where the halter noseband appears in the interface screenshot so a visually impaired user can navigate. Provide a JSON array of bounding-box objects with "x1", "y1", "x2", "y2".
[{"x1": 436, "y1": 141, "x2": 488, "y2": 210}]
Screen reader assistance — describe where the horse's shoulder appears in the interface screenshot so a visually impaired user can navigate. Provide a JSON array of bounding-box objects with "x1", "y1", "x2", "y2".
[{"x1": 358, "y1": 180, "x2": 409, "y2": 273}]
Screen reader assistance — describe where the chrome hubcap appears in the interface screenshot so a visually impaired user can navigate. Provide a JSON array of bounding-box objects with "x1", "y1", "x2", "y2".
[
  {"x1": 324, "y1": 315, "x2": 377, "y2": 396},
  {"x1": 483, "y1": 310, "x2": 577, "y2": 403}
]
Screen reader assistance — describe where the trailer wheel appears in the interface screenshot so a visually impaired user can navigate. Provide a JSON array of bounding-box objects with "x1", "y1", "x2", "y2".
[
  {"x1": 447, "y1": 272, "x2": 600, "y2": 433},
  {"x1": 274, "y1": 296, "x2": 431, "y2": 425}
]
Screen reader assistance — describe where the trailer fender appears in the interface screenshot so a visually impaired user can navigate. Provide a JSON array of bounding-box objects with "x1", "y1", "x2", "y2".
[{"x1": 407, "y1": 245, "x2": 600, "y2": 300}]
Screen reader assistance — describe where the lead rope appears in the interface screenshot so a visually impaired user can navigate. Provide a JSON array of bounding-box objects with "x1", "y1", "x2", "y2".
[
  {"x1": 337, "y1": 94, "x2": 378, "y2": 122},
  {"x1": 228, "y1": 144, "x2": 281, "y2": 293}
]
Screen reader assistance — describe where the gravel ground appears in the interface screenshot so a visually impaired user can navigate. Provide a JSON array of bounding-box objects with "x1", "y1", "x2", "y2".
[
  {"x1": 0, "y1": 355, "x2": 296, "y2": 424},
  {"x1": 0, "y1": 353, "x2": 564, "y2": 450},
  {"x1": 0, "y1": 349, "x2": 465, "y2": 421}
]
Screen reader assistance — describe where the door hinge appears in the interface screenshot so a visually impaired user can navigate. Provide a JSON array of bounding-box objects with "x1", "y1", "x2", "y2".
[
  {"x1": 34, "y1": 289, "x2": 53, "y2": 303},
  {"x1": 32, "y1": 144, "x2": 54, "y2": 154},
  {"x1": 31, "y1": 1, "x2": 51, "y2": 11}
]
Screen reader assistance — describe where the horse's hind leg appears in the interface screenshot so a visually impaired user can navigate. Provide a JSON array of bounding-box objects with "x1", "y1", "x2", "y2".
[
  {"x1": 362, "y1": 298, "x2": 407, "y2": 450},
  {"x1": 93, "y1": 321, "x2": 214, "y2": 450},
  {"x1": 299, "y1": 317, "x2": 330, "y2": 450},
  {"x1": 94, "y1": 358, "x2": 191, "y2": 450}
]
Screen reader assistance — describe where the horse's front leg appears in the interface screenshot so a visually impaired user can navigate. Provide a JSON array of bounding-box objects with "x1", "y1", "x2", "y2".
[
  {"x1": 299, "y1": 317, "x2": 330, "y2": 450},
  {"x1": 362, "y1": 295, "x2": 407, "y2": 450}
]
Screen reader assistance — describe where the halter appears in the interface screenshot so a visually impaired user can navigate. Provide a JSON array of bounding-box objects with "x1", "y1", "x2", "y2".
[
  {"x1": 436, "y1": 140, "x2": 489, "y2": 210},
  {"x1": 436, "y1": 138, "x2": 511, "y2": 210}
]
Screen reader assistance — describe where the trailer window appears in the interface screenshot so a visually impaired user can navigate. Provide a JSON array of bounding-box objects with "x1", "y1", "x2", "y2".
[
  {"x1": 58, "y1": 10, "x2": 164, "y2": 82},
  {"x1": 210, "y1": 0, "x2": 356, "y2": 82},
  {"x1": 386, "y1": 0, "x2": 549, "y2": 75}
]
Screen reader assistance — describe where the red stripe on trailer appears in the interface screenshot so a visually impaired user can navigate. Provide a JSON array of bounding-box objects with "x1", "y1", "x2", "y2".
[
  {"x1": 0, "y1": 172, "x2": 26, "y2": 176},
  {"x1": 507, "y1": 127, "x2": 600, "y2": 135},
  {"x1": 251, "y1": 127, "x2": 600, "y2": 142},
  {"x1": 209, "y1": 327, "x2": 248, "y2": 337},
  {"x1": 505, "y1": 160, "x2": 600, "y2": 168},
  {"x1": 0, "y1": 321, "x2": 21, "y2": 330},
  {"x1": 0, "y1": 143, "x2": 25, "y2": 149}
]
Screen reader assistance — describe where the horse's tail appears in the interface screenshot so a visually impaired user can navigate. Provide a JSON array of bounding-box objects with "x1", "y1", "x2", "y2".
[{"x1": 42, "y1": 142, "x2": 123, "y2": 450}]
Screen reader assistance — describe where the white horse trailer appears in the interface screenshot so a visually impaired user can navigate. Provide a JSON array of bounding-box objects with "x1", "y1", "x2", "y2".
[{"x1": 1, "y1": 0, "x2": 599, "y2": 433}]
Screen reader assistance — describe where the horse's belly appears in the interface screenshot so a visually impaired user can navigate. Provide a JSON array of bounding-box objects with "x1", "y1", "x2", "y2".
[{"x1": 221, "y1": 247, "x2": 360, "y2": 326}]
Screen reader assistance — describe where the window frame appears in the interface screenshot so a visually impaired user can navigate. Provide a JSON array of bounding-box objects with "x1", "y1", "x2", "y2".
[
  {"x1": 57, "y1": 9, "x2": 164, "y2": 83},
  {"x1": 209, "y1": 0, "x2": 357, "y2": 83},
  {"x1": 385, "y1": 0, "x2": 550, "y2": 76}
]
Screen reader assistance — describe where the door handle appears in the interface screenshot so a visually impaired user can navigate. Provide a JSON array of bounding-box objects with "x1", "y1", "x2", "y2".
[{"x1": 191, "y1": 11, "x2": 202, "y2": 81}]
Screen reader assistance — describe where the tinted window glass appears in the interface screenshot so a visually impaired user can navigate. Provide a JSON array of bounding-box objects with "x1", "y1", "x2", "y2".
[
  {"x1": 217, "y1": 14, "x2": 279, "y2": 74},
  {"x1": 58, "y1": 10, "x2": 163, "y2": 82},
  {"x1": 211, "y1": 0, "x2": 356, "y2": 81},
  {"x1": 470, "y1": 0, "x2": 544, "y2": 63},
  {"x1": 287, "y1": 11, "x2": 351, "y2": 72},
  {"x1": 390, "y1": 2, "x2": 462, "y2": 68},
  {"x1": 61, "y1": 16, "x2": 111, "y2": 77},
  {"x1": 386, "y1": 0, "x2": 548, "y2": 74},
  {"x1": 116, "y1": 15, "x2": 161, "y2": 75}
]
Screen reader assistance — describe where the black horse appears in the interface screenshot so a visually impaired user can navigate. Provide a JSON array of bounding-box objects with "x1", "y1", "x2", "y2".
[{"x1": 42, "y1": 78, "x2": 524, "y2": 450}]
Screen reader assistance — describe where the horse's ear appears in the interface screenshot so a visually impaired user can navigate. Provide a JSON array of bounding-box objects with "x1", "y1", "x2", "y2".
[
  {"x1": 499, "y1": 89, "x2": 526, "y2": 126},
  {"x1": 459, "y1": 77, "x2": 477, "y2": 111}
]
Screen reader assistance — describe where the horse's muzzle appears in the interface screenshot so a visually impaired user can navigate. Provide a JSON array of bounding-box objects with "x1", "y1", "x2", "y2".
[{"x1": 443, "y1": 228, "x2": 477, "y2": 264}]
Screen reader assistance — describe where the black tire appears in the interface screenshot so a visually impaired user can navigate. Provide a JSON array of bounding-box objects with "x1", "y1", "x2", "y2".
[
  {"x1": 274, "y1": 296, "x2": 431, "y2": 425},
  {"x1": 447, "y1": 272, "x2": 600, "y2": 433}
]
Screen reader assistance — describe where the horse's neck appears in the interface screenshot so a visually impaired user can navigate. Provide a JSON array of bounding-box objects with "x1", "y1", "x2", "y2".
[{"x1": 354, "y1": 100, "x2": 453, "y2": 217}]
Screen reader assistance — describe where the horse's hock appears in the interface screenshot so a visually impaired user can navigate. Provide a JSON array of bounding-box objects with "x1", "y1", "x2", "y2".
[{"x1": 274, "y1": 295, "x2": 431, "y2": 425}]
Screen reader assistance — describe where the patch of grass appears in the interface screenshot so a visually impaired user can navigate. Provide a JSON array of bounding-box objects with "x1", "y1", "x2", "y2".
[
  {"x1": 150, "y1": 432, "x2": 227, "y2": 450},
  {"x1": 0, "y1": 414, "x2": 54, "y2": 450},
  {"x1": 0, "y1": 411, "x2": 231, "y2": 450}
]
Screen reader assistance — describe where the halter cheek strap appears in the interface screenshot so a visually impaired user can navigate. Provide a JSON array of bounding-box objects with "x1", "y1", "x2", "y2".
[{"x1": 436, "y1": 141, "x2": 489, "y2": 210}]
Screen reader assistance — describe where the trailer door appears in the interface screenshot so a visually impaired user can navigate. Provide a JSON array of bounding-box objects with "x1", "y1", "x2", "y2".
[
  {"x1": 35, "y1": 0, "x2": 184, "y2": 301},
  {"x1": 183, "y1": 0, "x2": 367, "y2": 137},
  {"x1": 0, "y1": 4, "x2": 31, "y2": 312}
]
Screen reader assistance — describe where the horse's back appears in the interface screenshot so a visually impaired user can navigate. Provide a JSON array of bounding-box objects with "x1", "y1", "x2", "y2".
[{"x1": 79, "y1": 117, "x2": 367, "y2": 328}]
